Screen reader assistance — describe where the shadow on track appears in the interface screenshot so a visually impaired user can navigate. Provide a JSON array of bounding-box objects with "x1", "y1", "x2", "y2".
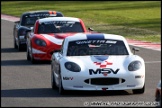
[
  {"x1": 1, "y1": 48, "x2": 26, "y2": 53},
  {"x1": 1, "y1": 59, "x2": 51, "y2": 66},
  {"x1": 1, "y1": 88, "x2": 132, "y2": 97}
]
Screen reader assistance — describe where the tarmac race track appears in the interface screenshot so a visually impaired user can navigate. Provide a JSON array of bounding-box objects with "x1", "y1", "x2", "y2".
[{"x1": 1, "y1": 19, "x2": 161, "y2": 107}]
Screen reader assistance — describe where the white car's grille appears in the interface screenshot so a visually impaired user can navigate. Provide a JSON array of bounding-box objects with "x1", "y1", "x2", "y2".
[{"x1": 84, "y1": 78, "x2": 125, "y2": 85}]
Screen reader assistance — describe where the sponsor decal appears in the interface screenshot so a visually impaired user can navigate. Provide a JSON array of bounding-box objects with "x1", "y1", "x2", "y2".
[
  {"x1": 73, "y1": 86, "x2": 83, "y2": 88},
  {"x1": 43, "y1": 21, "x2": 75, "y2": 25},
  {"x1": 127, "y1": 85, "x2": 136, "y2": 87},
  {"x1": 29, "y1": 13, "x2": 51, "y2": 17},
  {"x1": 103, "y1": 72, "x2": 108, "y2": 76},
  {"x1": 63, "y1": 77, "x2": 73, "y2": 80},
  {"x1": 135, "y1": 75, "x2": 144, "y2": 78},
  {"x1": 89, "y1": 68, "x2": 119, "y2": 75},
  {"x1": 75, "y1": 39, "x2": 117, "y2": 45},
  {"x1": 94, "y1": 61, "x2": 112, "y2": 68},
  {"x1": 94, "y1": 56, "x2": 108, "y2": 61}
]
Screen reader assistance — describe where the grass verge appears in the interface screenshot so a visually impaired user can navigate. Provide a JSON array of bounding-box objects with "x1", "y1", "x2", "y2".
[{"x1": 1, "y1": 1, "x2": 161, "y2": 43}]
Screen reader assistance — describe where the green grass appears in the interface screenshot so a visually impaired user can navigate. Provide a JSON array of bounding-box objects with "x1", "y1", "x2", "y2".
[{"x1": 1, "y1": 1, "x2": 161, "y2": 43}]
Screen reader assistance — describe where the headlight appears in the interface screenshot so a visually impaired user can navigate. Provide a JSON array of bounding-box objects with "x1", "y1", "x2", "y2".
[
  {"x1": 65, "y1": 62, "x2": 81, "y2": 72},
  {"x1": 128, "y1": 61, "x2": 142, "y2": 71},
  {"x1": 34, "y1": 38, "x2": 46, "y2": 46}
]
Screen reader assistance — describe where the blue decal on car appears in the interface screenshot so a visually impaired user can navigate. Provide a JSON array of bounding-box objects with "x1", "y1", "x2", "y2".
[
  {"x1": 94, "y1": 56, "x2": 108, "y2": 61},
  {"x1": 127, "y1": 85, "x2": 136, "y2": 87},
  {"x1": 86, "y1": 34, "x2": 104, "y2": 40},
  {"x1": 73, "y1": 86, "x2": 83, "y2": 88}
]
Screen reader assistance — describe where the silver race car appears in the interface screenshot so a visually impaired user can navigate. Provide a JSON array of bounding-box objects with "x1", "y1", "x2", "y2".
[{"x1": 51, "y1": 33, "x2": 145, "y2": 95}]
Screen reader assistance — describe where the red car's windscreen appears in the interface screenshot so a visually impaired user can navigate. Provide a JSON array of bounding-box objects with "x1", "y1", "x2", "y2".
[{"x1": 38, "y1": 21, "x2": 84, "y2": 33}]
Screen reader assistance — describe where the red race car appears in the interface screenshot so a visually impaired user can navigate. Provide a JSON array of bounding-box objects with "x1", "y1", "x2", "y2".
[{"x1": 26, "y1": 17, "x2": 92, "y2": 63}]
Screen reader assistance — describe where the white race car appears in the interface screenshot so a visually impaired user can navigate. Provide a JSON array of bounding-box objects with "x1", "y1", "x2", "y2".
[{"x1": 51, "y1": 33, "x2": 145, "y2": 95}]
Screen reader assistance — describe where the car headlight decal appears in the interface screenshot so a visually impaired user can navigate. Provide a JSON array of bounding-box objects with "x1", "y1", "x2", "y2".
[
  {"x1": 34, "y1": 38, "x2": 46, "y2": 46},
  {"x1": 65, "y1": 62, "x2": 81, "y2": 72},
  {"x1": 128, "y1": 61, "x2": 142, "y2": 71}
]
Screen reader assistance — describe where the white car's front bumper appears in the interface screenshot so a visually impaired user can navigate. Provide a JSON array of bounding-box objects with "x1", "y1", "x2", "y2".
[{"x1": 61, "y1": 69, "x2": 145, "y2": 91}]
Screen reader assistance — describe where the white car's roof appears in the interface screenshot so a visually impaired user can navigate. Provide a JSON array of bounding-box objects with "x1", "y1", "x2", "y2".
[
  {"x1": 65, "y1": 33, "x2": 126, "y2": 42},
  {"x1": 38, "y1": 17, "x2": 80, "y2": 23}
]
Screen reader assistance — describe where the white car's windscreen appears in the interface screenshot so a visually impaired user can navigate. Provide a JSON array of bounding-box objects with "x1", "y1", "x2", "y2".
[{"x1": 67, "y1": 39, "x2": 129, "y2": 56}]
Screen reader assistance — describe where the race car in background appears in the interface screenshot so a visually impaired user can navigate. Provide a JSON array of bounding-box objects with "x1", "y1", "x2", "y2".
[
  {"x1": 155, "y1": 80, "x2": 161, "y2": 107},
  {"x1": 51, "y1": 33, "x2": 145, "y2": 95},
  {"x1": 13, "y1": 10, "x2": 64, "y2": 51},
  {"x1": 26, "y1": 17, "x2": 93, "y2": 64}
]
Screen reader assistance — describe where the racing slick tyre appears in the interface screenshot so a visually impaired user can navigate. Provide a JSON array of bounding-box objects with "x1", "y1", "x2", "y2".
[
  {"x1": 18, "y1": 42, "x2": 23, "y2": 51},
  {"x1": 31, "y1": 56, "x2": 37, "y2": 64},
  {"x1": 59, "y1": 74, "x2": 66, "y2": 95},
  {"x1": 17, "y1": 39, "x2": 27, "y2": 51},
  {"x1": 133, "y1": 84, "x2": 145, "y2": 94},
  {"x1": 51, "y1": 66, "x2": 57, "y2": 89},
  {"x1": 30, "y1": 46, "x2": 38, "y2": 64}
]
